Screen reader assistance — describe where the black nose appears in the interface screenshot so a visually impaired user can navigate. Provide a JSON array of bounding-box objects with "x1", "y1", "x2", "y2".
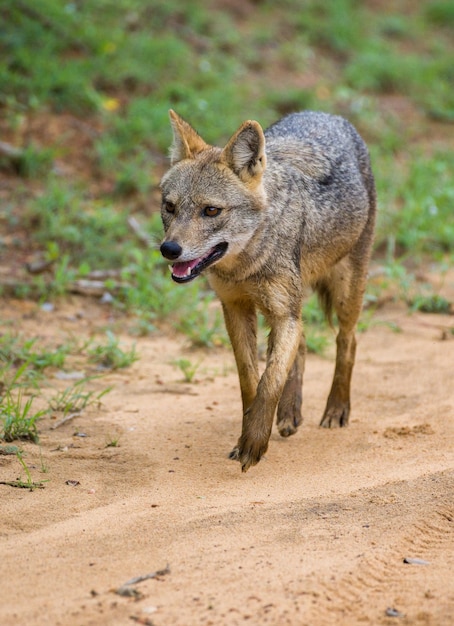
[{"x1": 160, "y1": 240, "x2": 183, "y2": 260}]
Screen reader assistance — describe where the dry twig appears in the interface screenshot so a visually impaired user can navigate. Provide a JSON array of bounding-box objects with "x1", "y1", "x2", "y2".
[{"x1": 50, "y1": 411, "x2": 82, "y2": 430}]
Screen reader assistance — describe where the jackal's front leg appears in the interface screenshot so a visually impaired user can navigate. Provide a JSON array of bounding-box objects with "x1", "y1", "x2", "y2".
[
  {"x1": 231, "y1": 316, "x2": 302, "y2": 472},
  {"x1": 221, "y1": 300, "x2": 260, "y2": 413}
]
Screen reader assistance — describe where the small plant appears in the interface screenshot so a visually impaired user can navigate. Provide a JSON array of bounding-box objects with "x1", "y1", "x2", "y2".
[
  {"x1": 301, "y1": 294, "x2": 331, "y2": 355},
  {"x1": 49, "y1": 379, "x2": 111, "y2": 415},
  {"x1": 176, "y1": 301, "x2": 228, "y2": 348},
  {"x1": 305, "y1": 330, "x2": 330, "y2": 355},
  {"x1": 15, "y1": 450, "x2": 34, "y2": 489},
  {"x1": 39, "y1": 447, "x2": 49, "y2": 473},
  {"x1": 87, "y1": 331, "x2": 138, "y2": 370},
  {"x1": 0, "y1": 450, "x2": 48, "y2": 490},
  {"x1": 0, "y1": 333, "x2": 69, "y2": 372},
  {"x1": 173, "y1": 358, "x2": 202, "y2": 383},
  {"x1": 382, "y1": 261, "x2": 415, "y2": 303},
  {"x1": 303, "y1": 294, "x2": 328, "y2": 326},
  {"x1": 0, "y1": 390, "x2": 45, "y2": 443},
  {"x1": 16, "y1": 144, "x2": 55, "y2": 178},
  {"x1": 47, "y1": 254, "x2": 76, "y2": 297},
  {"x1": 1, "y1": 360, "x2": 36, "y2": 395},
  {"x1": 119, "y1": 246, "x2": 203, "y2": 323},
  {"x1": 105, "y1": 435, "x2": 120, "y2": 448},
  {"x1": 411, "y1": 294, "x2": 451, "y2": 314}
]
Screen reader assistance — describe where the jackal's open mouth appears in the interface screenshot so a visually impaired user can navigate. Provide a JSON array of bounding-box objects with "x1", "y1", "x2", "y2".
[{"x1": 171, "y1": 242, "x2": 228, "y2": 283}]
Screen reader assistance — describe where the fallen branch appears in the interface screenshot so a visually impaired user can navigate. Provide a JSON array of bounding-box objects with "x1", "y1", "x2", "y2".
[
  {"x1": 122, "y1": 565, "x2": 171, "y2": 586},
  {"x1": 0, "y1": 140, "x2": 23, "y2": 161},
  {"x1": 25, "y1": 259, "x2": 55, "y2": 275},
  {"x1": 0, "y1": 141, "x2": 25, "y2": 174},
  {"x1": 69, "y1": 279, "x2": 113, "y2": 297},
  {"x1": 50, "y1": 411, "x2": 82, "y2": 430},
  {"x1": 0, "y1": 480, "x2": 46, "y2": 490},
  {"x1": 0, "y1": 276, "x2": 129, "y2": 298},
  {"x1": 127, "y1": 216, "x2": 154, "y2": 248},
  {"x1": 85, "y1": 269, "x2": 128, "y2": 280}
]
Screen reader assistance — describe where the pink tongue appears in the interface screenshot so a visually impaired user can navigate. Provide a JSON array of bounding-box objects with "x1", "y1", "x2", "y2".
[{"x1": 172, "y1": 258, "x2": 200, "y2": 278}]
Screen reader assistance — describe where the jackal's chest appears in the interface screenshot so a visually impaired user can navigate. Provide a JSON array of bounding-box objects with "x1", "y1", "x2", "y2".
[{"x1": 209, "y1": 269, "x2": 301, "y2": 320}]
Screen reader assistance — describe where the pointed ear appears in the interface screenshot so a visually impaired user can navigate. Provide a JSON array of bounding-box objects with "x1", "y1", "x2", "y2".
[
  {"x1": 221, "y1": 120, "x2": 266, "y2": 184},
  {"x1": 168, "y1": 110, "x2": 210, "y2": 164}
]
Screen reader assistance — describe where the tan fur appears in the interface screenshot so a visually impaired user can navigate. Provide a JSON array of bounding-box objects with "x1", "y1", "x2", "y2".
[
  {"x1": 160, "y1": 110, "x2": 376, "y2": 472},
  {"x1": 169, "y1": 109, "x2": 209, "y2": 163}
]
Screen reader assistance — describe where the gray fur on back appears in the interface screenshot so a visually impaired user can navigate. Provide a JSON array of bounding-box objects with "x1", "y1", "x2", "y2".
[
  {"x1": 254, "y1": 111, "x2": 375, "y2": 282},
  {"x1": 265, "y1": 111, "x2": 373, "y2": 188}
]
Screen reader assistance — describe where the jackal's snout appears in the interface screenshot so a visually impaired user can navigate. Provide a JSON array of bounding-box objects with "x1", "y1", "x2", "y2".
[{"x1": 160, "y1": 240, "x2": 182, "y2": 260}]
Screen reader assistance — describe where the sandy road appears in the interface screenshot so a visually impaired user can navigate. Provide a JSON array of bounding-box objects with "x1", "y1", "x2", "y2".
[{"x1": 1, "y1": 300, "x2": 453, "y2": 625}]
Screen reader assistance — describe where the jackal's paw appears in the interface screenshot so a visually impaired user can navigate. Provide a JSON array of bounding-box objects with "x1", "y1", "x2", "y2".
[
  {"x1": 277, "y1": 410, "x2": 303, "y2": 438},
  {"x1": 319, "y1": 403, "x2": 350, "y2": 428},
  {"x1": 228, "y1": 446, "x2": 241, "y2": 461},
  {"x1": 228, "y1": 437, "x2": 269, "y2": 472}
]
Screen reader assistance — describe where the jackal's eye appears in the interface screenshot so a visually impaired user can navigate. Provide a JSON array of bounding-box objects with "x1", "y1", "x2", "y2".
[
  {"x1": 203, "y1": 206, "x2": 222, "y2": 217},
  {"x1": 163, "y1": 200, "x2": 175, "y2": 214}
]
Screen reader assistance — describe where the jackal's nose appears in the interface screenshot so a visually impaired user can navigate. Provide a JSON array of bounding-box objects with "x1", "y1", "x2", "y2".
[{"x1": 160, "y1": 240, "x2": 182, "y2": 260}]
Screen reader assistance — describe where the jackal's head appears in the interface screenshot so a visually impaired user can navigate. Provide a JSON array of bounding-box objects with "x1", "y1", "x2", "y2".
[{"x1": 160, "y1": 110, "x2": 267, "y2": 283}]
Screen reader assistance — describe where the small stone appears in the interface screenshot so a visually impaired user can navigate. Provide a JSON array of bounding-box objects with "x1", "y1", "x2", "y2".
[{"x1": 385, "y1": 607, "x2": 405, "y2": 618}]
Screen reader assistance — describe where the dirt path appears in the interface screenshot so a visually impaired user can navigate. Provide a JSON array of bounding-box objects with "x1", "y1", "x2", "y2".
[{"x1": 1, "y1": 300, "x2": 453, "y2": 626}]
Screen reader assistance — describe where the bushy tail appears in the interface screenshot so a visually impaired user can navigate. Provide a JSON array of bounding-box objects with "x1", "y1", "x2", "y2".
[{"x1": 315, "y1": 280, "x2": 334, "y2": 328}]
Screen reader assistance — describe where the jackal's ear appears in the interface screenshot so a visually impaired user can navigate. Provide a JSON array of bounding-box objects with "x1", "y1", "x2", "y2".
[
  {"x1": 222, "y1": 120, "x2": 266, "y2": 185},
  {"x1": 168, "y1": 110, "x2": 210, "y2": 164}
]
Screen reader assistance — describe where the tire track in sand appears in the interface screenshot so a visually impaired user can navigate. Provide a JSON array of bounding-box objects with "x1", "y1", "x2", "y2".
[{"x1": 303, "y1": 502, "x2": 454, "y2": 625}]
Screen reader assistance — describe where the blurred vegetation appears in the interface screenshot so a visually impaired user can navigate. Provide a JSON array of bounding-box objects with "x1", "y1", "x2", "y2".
[{"x1": 0, "y1": 0, "x2": 453, "y2": 336}]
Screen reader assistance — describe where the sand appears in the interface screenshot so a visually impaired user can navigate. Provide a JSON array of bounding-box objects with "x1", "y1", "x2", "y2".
[{"x1": 1, "y1": 298, "x2": 453, "y2": 625}]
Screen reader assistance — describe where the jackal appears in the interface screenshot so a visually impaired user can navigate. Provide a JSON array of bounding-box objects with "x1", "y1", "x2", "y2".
[{"x1": 160, "y1": 110, "x2": 376, "y2": 472}]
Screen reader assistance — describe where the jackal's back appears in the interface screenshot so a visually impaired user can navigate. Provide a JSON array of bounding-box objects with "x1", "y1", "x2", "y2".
[{"x1": 251, "y1": 111, "x2": 376, "y2": 282}]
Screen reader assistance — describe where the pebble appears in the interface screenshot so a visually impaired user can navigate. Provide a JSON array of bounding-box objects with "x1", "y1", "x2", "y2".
[
  {"x1": 403, "y1": 557, "x2": 430, "y2": 565},
  {"x1": 385, "y1": 607, "x2": 405, "y2": 618}
]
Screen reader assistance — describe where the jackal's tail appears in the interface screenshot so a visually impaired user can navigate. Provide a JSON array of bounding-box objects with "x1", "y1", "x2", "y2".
[{"x1": 315, "y1": 281, "x2": 334, "y2": 328}]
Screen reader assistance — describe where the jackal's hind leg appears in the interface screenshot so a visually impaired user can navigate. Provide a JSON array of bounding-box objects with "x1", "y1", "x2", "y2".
[
  {"x1": 319, "y1": 255, "x2": 367, "y2": 428},
  {"x1": 276, "y1": 334, "x2": 306, "y2": 437},
  {"x1": 320, "y1": 329, "x2": 355, "y2": 428}
]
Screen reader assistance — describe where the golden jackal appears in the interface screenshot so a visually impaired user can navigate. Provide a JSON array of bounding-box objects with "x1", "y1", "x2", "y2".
[{"x1": 160, "y1": 110, "x2": 376, "y2": 472}]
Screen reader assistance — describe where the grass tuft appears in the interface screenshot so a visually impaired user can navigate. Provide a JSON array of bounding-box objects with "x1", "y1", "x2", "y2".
[
  {"x1": 0, "y1": 390, "x2": 44, "y2": 443},
  {"x1": 87, "y1": 331, "x2": 138, "y2": 370},
  {"x1": 49, "y1": 380, "x2": 111, "y2": 415}
]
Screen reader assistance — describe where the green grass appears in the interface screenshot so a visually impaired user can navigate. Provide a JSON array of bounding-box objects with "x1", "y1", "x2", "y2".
[
  {"x1": 118, "y1": 246, "x2": 203, "y2": 323},
  {"x1": 0, "y1": 333, "x2": 135, "y2": 446},
  {"x1": 105, "y1": 434, "x2": 121, "y2": 448},
  {"x1": 173, "y1": 358, "x2": 202, "y2": 383},
  {"x1": 24, "y1": 181, "x2": 134, "y2": 270},
  {"x1": 87, "y1": 331, "x2": 138, "y2": 369},
  {"x1": 0, "y1": 445, "x2": 48, "y2": 490},
  {"x1": 7, "y1": 450, "x2": 48, "y2": 490},
  {"x1": 425, "y1": 1, "x2": 454, "y2": 27},
  {"x1": 0, "y1": 333, "x2": 70, "y2": 371},
  {"x1": 0, "y1": 390, "x2": 44, "y2": 443},
  {"x1": 373, "y1": 149, "x2": 454, "y2": 272},
  {"x1": 410, "y1": 294, "x2": 451, "y2": 314},
  {"x1": 0, "y1": 0, "x2": 453, "y2": 347},
  {"x1": 176, "y1": 300, "x2": 228, "y2": 348},
  {"x1": 48, "y1": 380, "x2": 112, "y2": 415}
]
